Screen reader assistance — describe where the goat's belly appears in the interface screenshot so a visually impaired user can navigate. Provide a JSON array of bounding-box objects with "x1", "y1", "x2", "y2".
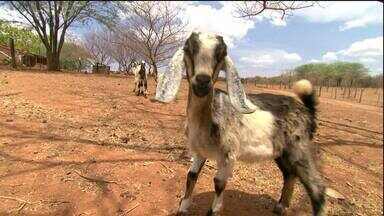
[
  {"x1": 190, "y1": 143, "x2": 219, "y2": 160},
  {"x1": 238, "y1": 142, "x2": 275, "y2": 162},
  {"x1": 234, "y1": 109, "x2": 276, "y2": 162}
]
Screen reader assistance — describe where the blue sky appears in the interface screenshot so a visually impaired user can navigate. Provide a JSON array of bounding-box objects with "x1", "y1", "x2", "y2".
[
  {"x1": 175, "y1": 1, "x2": 383, "y2": 77},
  {"x1": 1, "y1": 1, "x2": 383, "y2": 77}
]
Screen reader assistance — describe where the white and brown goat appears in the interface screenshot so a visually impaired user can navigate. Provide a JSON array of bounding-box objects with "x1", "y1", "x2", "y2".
[
  {"x1": 155, "y1": 32, "x2": 326, "y2": 216},
  {"x1": 132, "y1": 61, "x2": 148, "y2": 96}
]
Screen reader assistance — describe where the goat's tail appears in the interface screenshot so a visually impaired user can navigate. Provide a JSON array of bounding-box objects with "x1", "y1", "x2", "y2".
[
  {"x1": 293, "y1": 79, "x2": 317, "y2": 139},
  {"x1": 293, "y1": 79, "x2": 317, "y2": 114}
]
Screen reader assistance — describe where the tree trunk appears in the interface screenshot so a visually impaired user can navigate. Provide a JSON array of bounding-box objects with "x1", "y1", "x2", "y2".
[
  {"x1": 78, "y1": 58, "x2": 82, "y2": 73},
  {"x1": 46, "y1": 50, "x2": 60, "y2": 71},
  {"x1": 9, "y1": 38, "x2": 17, "y2": 69},
  {"x1": 151, "y1": 62, "x2": 158, "y2": 83},
  {"x1": 348, "y1": 80, "x2": 353, "y2": 98}
]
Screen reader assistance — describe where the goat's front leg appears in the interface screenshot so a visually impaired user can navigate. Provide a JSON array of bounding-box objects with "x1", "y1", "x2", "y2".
[
  {"x1": 133, "y1": 82, "x2": 137, "y2": 93},
  {"x1": 143, "y1": 80, "x2": 148, "y2": 97},
  {"x1": 207, "y1": 160, "x2": 232, "y2": 216},
  {"x1": 177, "y1": 156, "x2": 206, "y2": 215}
]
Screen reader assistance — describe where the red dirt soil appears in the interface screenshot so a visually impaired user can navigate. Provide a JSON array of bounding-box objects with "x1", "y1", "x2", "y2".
[{"x1": 0, "y1": 70, "x2": 382, "y2": 216}]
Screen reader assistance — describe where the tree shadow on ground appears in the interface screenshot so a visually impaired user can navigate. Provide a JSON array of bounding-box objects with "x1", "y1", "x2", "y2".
[
  {"x1": 316, "y1": 135, "x2": 382, "y2": 178},
  {"x1": 0, "y1": 121, "x2": 187, "y2": 155},
  {"x1": 0, "y1": 202, "x2": 74, "y2": 216},
  {"x1": 0, "y1": 150, "x2": 175, "y2": 180},
  {"x1": 317, "y1": 135, "x2": 382, "y2": 149}
]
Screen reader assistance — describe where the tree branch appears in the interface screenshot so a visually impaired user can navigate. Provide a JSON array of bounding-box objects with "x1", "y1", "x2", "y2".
[{"x1": 235, "y1": 1, "x2": 317, "y2": 19}]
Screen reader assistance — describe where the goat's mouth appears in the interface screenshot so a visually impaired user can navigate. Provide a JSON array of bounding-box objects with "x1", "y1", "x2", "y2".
[{"x1": 192, "y1": 83, "x2": 211, "y2": 97}]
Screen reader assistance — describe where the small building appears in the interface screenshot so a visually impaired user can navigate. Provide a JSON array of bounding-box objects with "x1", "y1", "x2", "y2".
[
  {"x1": 92, "y1": 63, "x2": 110, "y2": 74},
  {"x1": 21, "y1": 53, "x2": 47, "y2": 67}
]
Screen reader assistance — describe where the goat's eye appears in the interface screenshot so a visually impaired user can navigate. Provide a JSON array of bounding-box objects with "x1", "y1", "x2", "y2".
[{"x1": 215, "y1": 48, "x2": 227, "y2": 63}]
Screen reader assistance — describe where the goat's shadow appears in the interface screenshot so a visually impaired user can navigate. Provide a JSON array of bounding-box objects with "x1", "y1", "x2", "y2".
[{"x1": 167, "y1": 190, "x2": 281, "y2": 216}]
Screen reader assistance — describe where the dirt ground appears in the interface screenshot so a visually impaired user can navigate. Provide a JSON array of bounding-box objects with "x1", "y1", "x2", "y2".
[{"x1": 0, "y1": 69, "x2": 382, "y2": 216}]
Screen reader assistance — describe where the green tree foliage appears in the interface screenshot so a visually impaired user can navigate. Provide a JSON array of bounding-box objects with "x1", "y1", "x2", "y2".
[
  {"x1": 60, "y1": 41, "x2": 91, "y2": 70},
  {"x1": 0, "y1": 20, "x2": 43, "y2": 54},
  {"x1": 294, "y1": 61, "x2": 369, "y2": 86},
  {"x1": 250, "y1": 61, "x2": 381, "y2": 88}
]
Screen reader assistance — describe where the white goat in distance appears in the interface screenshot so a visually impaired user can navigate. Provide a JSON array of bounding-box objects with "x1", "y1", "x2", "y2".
[
  {"x1": 155, "y1": 32, "x2": 326, "y2": 216},
  {"x1": 131, "y1": 60, "x2": 148, "y2": 97}
]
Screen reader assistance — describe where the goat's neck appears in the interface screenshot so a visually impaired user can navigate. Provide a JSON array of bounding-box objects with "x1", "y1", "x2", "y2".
[{"x1": 187, "y1": 87, "x2": 213, "y2": 129}]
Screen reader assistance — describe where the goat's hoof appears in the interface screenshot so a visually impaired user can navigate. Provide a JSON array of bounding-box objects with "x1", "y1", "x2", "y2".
[
  {"x1": 206, "y1": 209, "x2": 220, "y2": 216},
  {"x1": 273, "y1": 203, "x2": 287, "y2": 215}
]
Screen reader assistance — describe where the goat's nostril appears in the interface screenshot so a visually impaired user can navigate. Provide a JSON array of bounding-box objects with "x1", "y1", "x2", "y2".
[{"x1": 195, "y1": 74, "x2": 211, "y2": 84}]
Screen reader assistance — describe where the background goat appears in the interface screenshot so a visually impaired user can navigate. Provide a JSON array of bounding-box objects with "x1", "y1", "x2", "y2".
[
  {"x1": 132, "y1": 61, "x2": 148, "y2": 96},
  {"x1": 155, "y1": 32, "x2": 326, "y2": 216}
]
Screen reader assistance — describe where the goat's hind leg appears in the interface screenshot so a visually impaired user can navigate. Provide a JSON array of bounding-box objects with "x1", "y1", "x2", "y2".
[
  {"x1": 295, "y1": 154, "x2": 326, "y2": 216},
  {"x1": 136, "y1": 83, "x2": 141, "y2": 96},
  {"x1": 177, "y1": 156, "x2": 206, "y2": 215},
  {"x1": 144, "y1": 80, "x2": 148, "y2": 97},
  {"x1": 274, "y1": 156, "x2": 297, "y2": 215}
]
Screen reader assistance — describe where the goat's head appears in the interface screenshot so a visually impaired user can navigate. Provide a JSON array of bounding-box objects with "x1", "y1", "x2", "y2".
[{"x1": 155, "y1": 32, "x2": 256, "y2": 114}]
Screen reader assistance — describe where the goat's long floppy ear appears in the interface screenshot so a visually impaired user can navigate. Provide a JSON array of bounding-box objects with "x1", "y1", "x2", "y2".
[
  {"x1": 155, "y1": 48, "x2": 185, "y2": 103},
  {"x1": 223, "y1": 56, "x2": 257, "y2": 114}
]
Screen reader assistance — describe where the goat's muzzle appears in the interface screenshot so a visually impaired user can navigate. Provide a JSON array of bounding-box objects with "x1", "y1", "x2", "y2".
[{"x1": 192, "y1": 74, "x2": 212, "y2": 97}]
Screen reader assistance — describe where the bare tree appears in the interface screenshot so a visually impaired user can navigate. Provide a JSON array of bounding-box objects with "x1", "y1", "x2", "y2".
[
  {"x1": 83, "y1": 29, "x2": 112, "y2": 66},
  {"x1": 107, "y1": 31, "x2": 139, "y2": 74},
  {"x1": 4, "y1": 1, "x2": 118, "y2": 71},
  {"x1": 234, "y1": 1, "x2": 318, "y2": 19},
  {"x1": 116, "y1": 1, "x2": 186, "y2": 82}
]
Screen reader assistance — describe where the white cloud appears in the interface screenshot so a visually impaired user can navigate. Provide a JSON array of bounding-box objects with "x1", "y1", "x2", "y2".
[
  {"x1": 322, "y1": 52, "x2": 338, "y2": 61},
  {"x1": 179, "y1": 2, "x2": 255, "y2": 47},
  {"x1": 319, "y1": 36, "x2": 383, "y2": 73},
  {"x1": 241, "y1": 50, "x2": 301, "y2": 65},
  {"x1": 241, "y1": 54, "x2": 274, "y2": 66},
  {"x1": 309, "y1": 59, "x2": 320, "y2": 63},
  {"x1": 339, "y1": 36, "x2": 383, "y2": 57},
  {"x1": 297, "y1": 1, "x2": 383, "y2": 31},
  {"x1": 270, "y1": 18, "x2": 287, "y2": 27},
  {"x1": 340, "y1": 15, "x2": 379, "y2": 31},
  {"x1": 178, "y1": 1, "x2": 290, "y2": 47},
  {"x1": 359, "y1": 57, "x2": 376, "y2": 63},
  {"x1": 0, "y1": 6, "x2": 30, "y2": 27},
  {"x1": 284, "y1": 53, "x2": 302, "y2": 61},
  {"x1": 238, "y1": 49, "x2": 302, "y2": 76},
  {"x1": 259, "y1": 9, "x2": 287, "y2": 26}
]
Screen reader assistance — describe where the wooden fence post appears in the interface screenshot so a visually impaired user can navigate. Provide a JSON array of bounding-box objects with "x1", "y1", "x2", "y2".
[
  {"x1": 342, "y1": 86, "x2": 347, "y2": 98},
  {"x1": 334, "y1": 87, "x2": 337, "y2": 99},
  {"x1": 359, "y1": 88, "x2": 364, "y2": 103},
  {"x1": 9, "y1": 38, "x2": 17, "y2": 69}
]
